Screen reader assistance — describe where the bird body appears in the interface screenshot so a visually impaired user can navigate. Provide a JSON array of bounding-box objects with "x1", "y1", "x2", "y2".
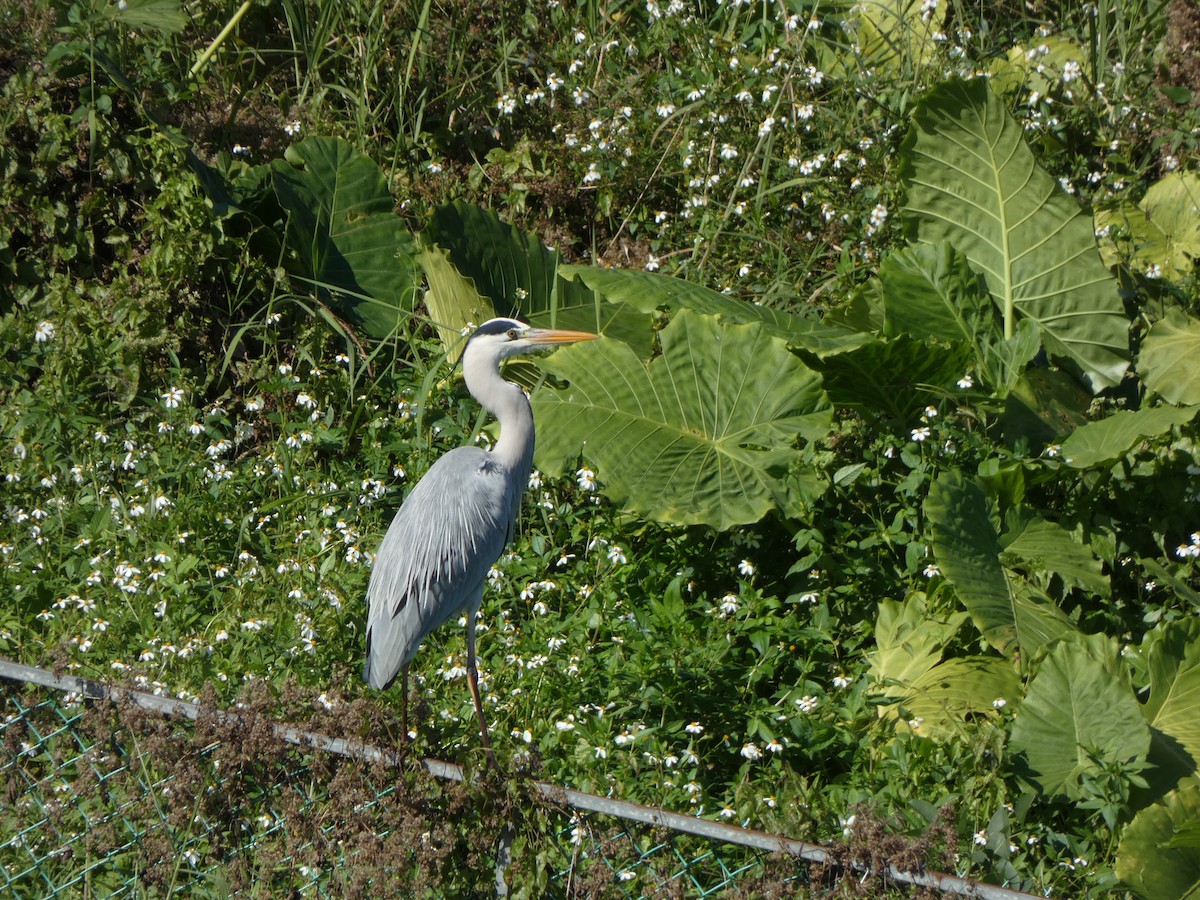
[
  {"x1": 362, "y1": 445, "x2": 512, "y2": 690},
  {"x1": 362, "y1": 318, "x2": 598, "y2": 753}
]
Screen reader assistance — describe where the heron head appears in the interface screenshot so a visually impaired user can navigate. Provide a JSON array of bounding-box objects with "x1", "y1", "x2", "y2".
[{"x1": 466, "y1": 317, "x2": 599, "y2": 362}]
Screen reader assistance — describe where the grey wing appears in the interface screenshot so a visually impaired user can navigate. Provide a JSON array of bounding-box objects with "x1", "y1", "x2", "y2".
[{"x1": 363, "y1": 447, "x2": 514, "y2": 690}]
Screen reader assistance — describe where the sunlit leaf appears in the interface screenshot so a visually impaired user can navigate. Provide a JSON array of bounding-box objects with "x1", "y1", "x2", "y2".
[
  {"x1": 1143, "y1": 619, "x2": 1200, "y2": 791},
  {"x1": 1117, "y1": 782, "x2": 1200, "y2": 899},
  {"x1": 1010, "y1": 638, "x2": 1150, "y2": 800},
  {"x1": 1139, "y1": 314, "x2": 1200, "y2": 406},
  {"x1": 560, "y1": 265, "x2": 866, "y2": 355},
  {"x1": 532, "y1": 310, "x2": 831, "y2": 529},
  {"x1": 1001, "y1": 517, "x2": 1109, "y2": 599},
  {"x1": 900, "y1": 77, "x2": 1130, "y2": 390},
  {"x1": 423, "y1": 203, "x2": 652, "y2": 354},
  {"x1": 1097, "y1": 172, "x2": 1200, "y2": 280},
  {"x1": 1057, "y1": 405, "x2": 1200, "y2": 469}
]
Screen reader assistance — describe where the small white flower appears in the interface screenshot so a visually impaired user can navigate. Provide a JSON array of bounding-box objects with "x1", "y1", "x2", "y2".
[
  {"x1": 740, "y1": 742, "x2": 762, "y2": 760},
  {"x1": 35, "y1": 321, "x2": 56, "y2": 342},
  {"x1": 957, "y1": 373, "x2": 974, "y2": 389},
  {"x1": 923, "y1": 563, "x2": 941, "y2": 578},
  {"x1": 162, "y1": 387, "x2": 185, "y2": 409},
  {"x1": 738, "y1": 559, "x2": 755, "y2": 577},
  {"x1": 911, "y1": 426, "x2": 931, "y2": 442},
  {"x1": 686, "y1": 721, "x2": 704, "y2": 735},
  {"x1": 576, "y1": 466, "x2": 597, "y2": 491}
]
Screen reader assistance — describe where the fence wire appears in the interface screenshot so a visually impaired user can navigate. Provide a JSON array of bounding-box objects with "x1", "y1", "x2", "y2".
[{"x1": 0, "y1": 661, "x2": 1035, "y2": 899}]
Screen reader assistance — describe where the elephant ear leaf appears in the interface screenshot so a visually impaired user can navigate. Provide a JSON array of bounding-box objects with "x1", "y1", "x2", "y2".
[
  {"x1": 271, "y1": 137, "x2": 421, "y2": 339},
  {"x1": 899, "y1": 77, "x2": 1129, "y2": 391},
  {"x1": 1010, "y1": 638, "x2": 1150, "y2": 800},
  {"x1": 531, "y1": 310, "x2": 831, "y2": 529}
]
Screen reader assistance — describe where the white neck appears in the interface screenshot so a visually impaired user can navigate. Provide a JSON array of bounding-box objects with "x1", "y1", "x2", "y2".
[{"x1": 463, "y1": 350, "x2": 535, "y2": 477}]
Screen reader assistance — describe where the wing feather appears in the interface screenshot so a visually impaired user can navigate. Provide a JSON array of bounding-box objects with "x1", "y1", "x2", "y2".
[{"x1": 363, "y1": 447, "x2": 514, "y2": 689}]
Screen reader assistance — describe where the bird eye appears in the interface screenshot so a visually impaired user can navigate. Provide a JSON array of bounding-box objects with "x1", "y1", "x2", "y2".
[{"x1": 506, "y1": 329, "x2": 519, "y2": 339}]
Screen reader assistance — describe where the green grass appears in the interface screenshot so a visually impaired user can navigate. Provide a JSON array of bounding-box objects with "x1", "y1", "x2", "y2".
[{"x1": 3, "y1": 0, "x2": 1200, "y2": 895}]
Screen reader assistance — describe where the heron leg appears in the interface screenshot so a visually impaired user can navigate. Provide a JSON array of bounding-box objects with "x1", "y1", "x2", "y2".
[
  {"x1": 401, "y1": 662, "x2": 409, "y2": 744},
  {"x1": 466, "y1": 609, "x2": 496, "y2": 766}
]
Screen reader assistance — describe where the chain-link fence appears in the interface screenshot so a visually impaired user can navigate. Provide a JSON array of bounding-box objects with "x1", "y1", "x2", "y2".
[{"x1": 1, "y1": 660, "x2": 1032, "y2": 898}]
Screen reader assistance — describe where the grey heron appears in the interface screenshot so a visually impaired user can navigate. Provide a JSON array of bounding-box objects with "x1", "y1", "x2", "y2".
[{"x1": 363, "y1": 318, "x2": 599, "y2": 760}]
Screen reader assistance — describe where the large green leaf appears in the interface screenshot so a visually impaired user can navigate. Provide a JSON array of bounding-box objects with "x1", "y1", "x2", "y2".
[
  {"x1": 869, "y1": 595, "x2": 1018, "y2": 739},
  {"x1": 880, "y1": 241, "x2": 997, "y2": 345},
  {"x1": 878, "y1": 242, "x2": 1039, "y2": 395},
  {"x1": 1140, "y1": 315, "x2": 1200, "y2": 406},
  {"x1": 869, "y1": 593, "x2": 965, "y2": 690},
  {"x1": 422, "y1": 203, "x2": 651, "y2": 353},
  {"x1": 899, "y1": 77, "x2": 1130, "y2": 391},
  {"x1": 926, "y1": 472, "x2": 1076, "y2": 660},
  {"x1": 848, "y1": 0, "x2": 945, "y2": 73},
  {"x1": 1097, "y1": 172, "x2": 1200, "y2": 281},
  {"x1": 1117, "y1": 782, "x2": 1200, "y2": 899},
  {"x1": 892, "y1": 657, "x2": 1022, "y2": 739},
  {"x1": 1143, "y1": 620, "x2": 1200, "y2": 789},
  {"x1": 1057, "y1": 405, "x2": 1200, "y2": 469},
  {"x1": 1010, "y1": 638, "x2": 1151, "y2": 800},
  {"x1": 988, "y1": 36, "x2": 1090, "y2": 98},
  {"x1": 560, "y1": 265, "x2": 867, "y2": 355},
  {"x1": 532, "y1": 310, "x2": 832, "y2": 529},
  {"x1": 417, "y1": 246, "x2": 497, "y2": 362},
  {"x1": 270, "y1": 137, "x2": 421, "y2": 339},
  {"x1": 1001, "y1": 517, "x2": 1110, "y2": 599},
  {"x1": 797, "y1": 335, "x2": 972, "y2": 424},
  {"x1": 109, "y1": 0, "x2": 187, "y2": 33}
]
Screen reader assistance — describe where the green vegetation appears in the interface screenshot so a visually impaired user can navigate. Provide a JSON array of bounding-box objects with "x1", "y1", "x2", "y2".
[{"x1": 3, "y1": 0, "x2": 1200, "y2": 894}]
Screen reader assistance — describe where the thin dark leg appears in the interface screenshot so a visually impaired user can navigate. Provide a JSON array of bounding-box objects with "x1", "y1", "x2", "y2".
[
  {"x1": 401, "y1": 662, "x2": 409, "y2": 744},
  {"x1": 467, "y1": 612, "x2": 496, "y2": 766}
]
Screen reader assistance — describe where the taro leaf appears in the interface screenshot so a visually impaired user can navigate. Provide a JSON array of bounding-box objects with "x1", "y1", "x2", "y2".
[
  {"x1": 796, "y1": 335, "x2": 971, "y2": 424},
  {"x1": 418, "y1": 246, "x2": 496, "y2": 362},
  {"x1": 900, "y1": 77, "x2": 1129, "y2": 391},
  {"x1": 1057, "y1": 405, "x2": 1200, "y2": 469},
  {"x1": 869, "y1": 594, "x2": 1019, "y2": 739},
  {"x1": 879, "y1": 241, "x2": 997, "y2": 345},
  {"x1": 422, "y1": 203, "x2": 650, "y2": 354},
  {"x1": 981, "y1": 317, "x2": 1042, "y2": 397},
  {"x1": 1097, "y1": 172, "x2": 1200, "y2": 281},
  {"x1": 1010, "y1": 638, "x2": 1150, "y2": 801},
  {"x1": 1140, "y1": 314, "x2": 1200, "y2": 406},
  {"x1": 850, "y1": 0, "x2": 945, "y2": 72},
  {"x1": 1001, "y1": 517, "x2": 1109, "y2": 599},
  {"x1": 1116, "y1": 783, "x2": 1200, "y2": 899},
  {"x1": 1142, "y1": 619, "x2": 1200, "y2": 791},
  {"x1": 531, "y1": 310, "x2": 832, "y2": 529},
  {"x1": 988, "y1": 36, "x2": 1090, "y2": 98},
  {"x1": 271, "y1": 137, "x2": 421, "y2": 339},
  {"x1": 869, "y1": 593, "x2": 965, "y2": 690},
  {"x1": 889, "y1": 657, "x2": 1022, "y2": 739},
  {"x1": 877, "y1": 240, "x2": 1035, "y2": 393},
  {"x1": 925, "y1": 471, "x2": 1075, "y2": 660},
  {"x1": 560, "y1": 265, "x2": 867, "y2": 356}
]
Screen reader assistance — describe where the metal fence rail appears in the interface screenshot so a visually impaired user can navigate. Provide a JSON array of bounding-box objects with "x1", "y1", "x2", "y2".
[{"x1": 1, "y1": 659, "x2": 1036, "y2": 898}]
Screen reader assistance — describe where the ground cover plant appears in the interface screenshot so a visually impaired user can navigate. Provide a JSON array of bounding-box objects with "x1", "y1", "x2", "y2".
[{"x1": 3, "y1": 0, "x2": 1200, "y2": 895}]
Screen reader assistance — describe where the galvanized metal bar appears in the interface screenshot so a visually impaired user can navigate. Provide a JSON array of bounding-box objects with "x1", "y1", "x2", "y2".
[{"x1": 0, "y1": 657, "x2": 1040, "y2": 899}]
